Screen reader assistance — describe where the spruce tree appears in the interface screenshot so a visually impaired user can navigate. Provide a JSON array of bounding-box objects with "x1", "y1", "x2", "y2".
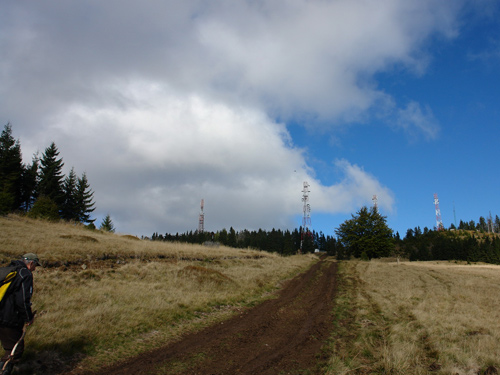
[
  {"x1": 38, "y1": 142, "x2": 64, "y2": 211},
  {"x1": 20, "y1": 154, "x2": 39, "y2": 212},
  {"x1": 100, "y1": 214, "x2": 115, "y2": 232},
  {"x1": 0, "y1": 123, "x2": 24, "y2": 213},
  {"x1": 335, "y1": 206, "x2": 394, "y2": 259},
  {"x1": 75, "y1": 172, "x2": 95, "y2": 223},
  {"x1": 61, "y1": 167, "x2": 78, "y2": 221}
]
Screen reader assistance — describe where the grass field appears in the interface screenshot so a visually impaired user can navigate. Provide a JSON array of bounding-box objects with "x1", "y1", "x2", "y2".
[
  {"x1": 329, "y1": 260, "x2": 500, "y2": 375},
  {"x1": 0, "y1": 215, "x2": 316, "y2": 373},
  {"x1": 2, "y1": 215, "x2": 500, "y2": 374}
]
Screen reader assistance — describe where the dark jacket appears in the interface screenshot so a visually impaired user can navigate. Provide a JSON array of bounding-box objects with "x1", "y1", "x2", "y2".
[{"x1": 0, "y1": 260, "x2": 35, "y2": 328}]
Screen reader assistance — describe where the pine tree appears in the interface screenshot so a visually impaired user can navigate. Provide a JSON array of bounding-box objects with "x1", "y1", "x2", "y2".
[
  {"x1": 0, "y1": 123, "x2": 24, "y2": 213},
  {"x1": 75, "y1": 172, "x2": 95, "y2": 223},
  {"x1": 61, "y1": 167, "x2": 78, "y2": 221},
  {"x1": 99, "y1": 214, "x2": 115, "y2": 232},
  {"x1": 478, "y1": 216, "x2": 487, "y2": 232},
  {"x1": 228, "y1": 227, "x2": 237, "y2": 247},
  {"x1": 20, "y1": 154, "x2": 39, "y2": 212},
  {"x1": 335, "y1": 206, "x2": 394, "y2": 259},
  {"x1": 37, "y1": 142, "x2": 64, "y2": 211}
]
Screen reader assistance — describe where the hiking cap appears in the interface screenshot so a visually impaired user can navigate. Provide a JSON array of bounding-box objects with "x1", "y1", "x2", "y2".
[{"x1": 23, "y1": 253, "x2": 41, "y2": 266}]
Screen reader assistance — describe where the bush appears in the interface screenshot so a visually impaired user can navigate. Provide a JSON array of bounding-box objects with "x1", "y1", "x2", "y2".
[{"x1": 28, "y1": 196, "x2": 60, "y2": 221}]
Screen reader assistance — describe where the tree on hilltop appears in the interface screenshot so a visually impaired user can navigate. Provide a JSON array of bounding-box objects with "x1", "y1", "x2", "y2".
[
  {"x1": 100, "y1": 214, "x2": 115, "y2": 232},
  {"x1": 75, "y1": 172, "x2": 95, "y2": 224},
  {"x1": 0, "y1": 123, "x2": 23, "y2": 213},
  {"x1": 20, "y1": 154, "x2": 39, "y2": 212},
  {"x1": 61, "y1": 167, "x2": 78, "y2": 221},
  {"x1": 335, "y1": 206, "x2": 394, "y2": 259},
  {"x1": 37, "y1": 142, "x2": 65, "y2": 209}
]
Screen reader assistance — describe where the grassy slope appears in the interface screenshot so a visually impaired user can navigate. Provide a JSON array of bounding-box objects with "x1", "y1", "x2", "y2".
[
  {"x1": 329, "y1": 259, "x2": 500, "y2": 375},
  {"x1": 0, "y1": 215, "x2": 316, "y2": 373},
  {"x1": 7, "y1": 215, "x2": 499, "y2": 375}
]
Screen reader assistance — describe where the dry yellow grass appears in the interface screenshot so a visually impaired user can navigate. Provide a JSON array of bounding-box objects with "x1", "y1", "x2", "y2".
[
  {"x1": 328, "y1": 260, "x2": 500, "y2": 375},
  {"x1": 0, "y1": 215, "x2": 316, "y2": 372}
]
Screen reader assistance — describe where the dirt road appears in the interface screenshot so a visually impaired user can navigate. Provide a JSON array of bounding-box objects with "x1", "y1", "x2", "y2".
[{"x1": 88, "y1": 258, "x2": 338, "y2": 375}]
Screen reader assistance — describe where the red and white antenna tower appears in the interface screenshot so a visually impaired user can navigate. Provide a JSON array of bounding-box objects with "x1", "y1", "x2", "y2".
[
  {"x1": 198, "y1": 199, "x2": 205, "y2": 233},
  {"x1": 300, "y1": 182, "x2": 311, "y2": 252},
  {"x1": 372, "y1": 195, "x2": 378, "y2": 211},
  {"x1": 433, "y1": 193, "x2": 444, "y2": 230}
]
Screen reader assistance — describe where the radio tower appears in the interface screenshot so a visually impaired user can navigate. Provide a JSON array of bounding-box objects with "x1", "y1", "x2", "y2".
[
  {"x1": 433, "y1": 193, "x2": 444, "y2": 231},
  {"x1": 198, "y1": 199, "x2": 205, "y2": 233},
  {"x1": 372, "y1": 195, "x2": 378, "y2": 211},
  {"x1": 300, "y1": 182, "x2": 311, "y2": 252}
]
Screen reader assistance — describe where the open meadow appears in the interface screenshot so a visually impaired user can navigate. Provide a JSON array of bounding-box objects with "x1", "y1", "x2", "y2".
[
  {"x1": 0, "y1": 215, "x2": 316, "y2": 374},
  {"x1": 2, "y1": 215, "x2": 500, "y2": 375},
  {"x1": 330, "y1": 260, "x2": 500, "y2": 375}
]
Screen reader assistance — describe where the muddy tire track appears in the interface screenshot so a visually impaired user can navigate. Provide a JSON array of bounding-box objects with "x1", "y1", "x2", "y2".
[{"x1": 82, "y1": 258, "x2": 338, "y2": 375}]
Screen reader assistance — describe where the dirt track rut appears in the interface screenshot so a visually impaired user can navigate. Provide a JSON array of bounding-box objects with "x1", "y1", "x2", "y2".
[{"x1": 86, "y1": 258, "x2": 338, "y2": 375}]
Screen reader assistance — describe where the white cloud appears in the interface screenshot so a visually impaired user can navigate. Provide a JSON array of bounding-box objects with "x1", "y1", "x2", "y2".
[
  {"x1": 43, "y1": 84, "x2": 394, "y2": 235},
  {"x1": 0, "y1": 0, "x2": 467, "y2": 234},
  {"x1": 397, "y1": 101, "x2": 440, "y2": 140},
  {"x1": 312, "y1": 159, "x2": 395, "y2": 214}
]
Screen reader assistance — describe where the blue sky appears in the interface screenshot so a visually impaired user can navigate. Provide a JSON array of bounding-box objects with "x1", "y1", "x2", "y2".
[
  {"x1": 290, "y1": 7, "x2": 500, "y2": 237},
  {"x1": 1, "y1": 1, "x2": 499, "y2": 238}
]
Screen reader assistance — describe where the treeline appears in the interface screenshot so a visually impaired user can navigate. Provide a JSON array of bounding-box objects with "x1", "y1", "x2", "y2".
[
  {"x1": 0, "y1": 123, "x2": 95, "y2": 224},
  {"x1": 453, "y1": 215, "x2": 500, "y2": 232},
  {"x1": 152, "y1": 206, "x2": 500, "y2": 265},
  {"x1": 151, "y1": 227, "x2": 342, "y2": 256},
  {"x1": 399, "y1": 225, "x2": 500, "y2": 264},
  {"x1": 152, "y1": 206, "x2": 394, "y2": 260}
]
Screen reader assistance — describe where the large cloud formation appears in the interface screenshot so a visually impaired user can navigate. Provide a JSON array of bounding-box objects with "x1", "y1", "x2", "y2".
[{"x1": 0, "y1": 1, "x2": 464, "y2": 234}]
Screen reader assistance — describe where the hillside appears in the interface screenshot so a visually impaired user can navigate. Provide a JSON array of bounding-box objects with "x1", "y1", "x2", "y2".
[
  {"x1": 3, "y1": 215, "x2": 500, "y2": 374},
  {"x1": 0, "y1": 215, "x2": 316, "y2": 374}
]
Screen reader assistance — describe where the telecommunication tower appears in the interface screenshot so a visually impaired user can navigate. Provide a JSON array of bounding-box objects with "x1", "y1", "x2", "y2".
[
  {"x1": 198, "y1": 199, "x2": 205, "y2": 233},
  {"x1": 372, "y1": 195, "x2": 378, "y2": 211},
  {"x1": 433, "y1": 193, "x2": 444, "y2": 231},
  {"x1": 300, "y1": 182, "x2": 311, "y2": 252}
]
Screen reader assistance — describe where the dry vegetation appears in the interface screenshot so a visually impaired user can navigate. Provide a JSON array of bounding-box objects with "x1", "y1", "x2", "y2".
[
  {"x1": 3, "y1": 214, "x2": 500, "y2": 375},
  {"x1": 328, "y1": 259, "x2": 500, "y2": 375},
  {"x1": 0, "y1": 215, "x2": 315, "y2": 374}
]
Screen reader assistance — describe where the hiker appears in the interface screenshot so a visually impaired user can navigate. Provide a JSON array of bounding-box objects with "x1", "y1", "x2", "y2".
[{"x1": 0, "y1": 253, "x2": 41, "y2": 374}]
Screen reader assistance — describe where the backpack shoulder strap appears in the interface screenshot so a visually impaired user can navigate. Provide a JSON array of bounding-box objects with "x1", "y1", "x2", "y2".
[{"x1": 0, "y1": 265, "x2": 23, "y2": 302}]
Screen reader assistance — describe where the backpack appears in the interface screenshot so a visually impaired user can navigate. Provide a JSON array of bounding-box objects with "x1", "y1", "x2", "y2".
[{"x1": 0, "y1": 265, "x2": 22, "y2": 303}]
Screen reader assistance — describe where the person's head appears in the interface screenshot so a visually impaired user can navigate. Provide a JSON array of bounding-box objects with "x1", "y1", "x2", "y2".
[{"x1": 22, "y1": 253, "x2": 41, "y2": 271}]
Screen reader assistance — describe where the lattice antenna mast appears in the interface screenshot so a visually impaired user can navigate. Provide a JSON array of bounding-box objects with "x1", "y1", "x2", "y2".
[
  {"x1": 198, "y1": 199, "x2": 205, "y2": 233},
  {"x1": 302, "y1": 182, "x2": 311, "y2": 231},
  {"x1": 434, "y1": 193, "x2": 444, "y2": 231},
  {"x1": 372, "y1": 195, "x2": 378, "y2": 211},
  {"x1": 300, "y1": 182, "x2": 311, "y2": 252}
]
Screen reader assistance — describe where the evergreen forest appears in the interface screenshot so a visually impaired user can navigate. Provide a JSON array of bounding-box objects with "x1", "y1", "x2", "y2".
[
  {"x1": 0, "y1": 123, "x2": 96, "y2": 224},
  {"x1": 152, "y1": 207, "x2": 500, "y2": 265}
]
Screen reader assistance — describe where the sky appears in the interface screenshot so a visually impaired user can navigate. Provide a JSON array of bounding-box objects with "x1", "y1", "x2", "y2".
[{"x1": 1, "y1": 0, "x2": 499, "y2": 238}]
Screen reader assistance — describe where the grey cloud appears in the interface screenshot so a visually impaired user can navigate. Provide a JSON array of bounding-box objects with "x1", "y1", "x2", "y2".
[{"x1": 0, "y1": 1, "x2": 467, "y2": 234}]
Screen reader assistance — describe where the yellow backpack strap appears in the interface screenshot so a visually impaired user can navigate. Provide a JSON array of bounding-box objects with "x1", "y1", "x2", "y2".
[{"x1": 0, "y1": 271, "x2": 18, "y2": 302}]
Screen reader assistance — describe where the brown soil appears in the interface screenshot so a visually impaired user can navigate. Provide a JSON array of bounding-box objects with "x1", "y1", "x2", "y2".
[{"x1": 76, "y1": 258, "x2": 338, "y2": 375}]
